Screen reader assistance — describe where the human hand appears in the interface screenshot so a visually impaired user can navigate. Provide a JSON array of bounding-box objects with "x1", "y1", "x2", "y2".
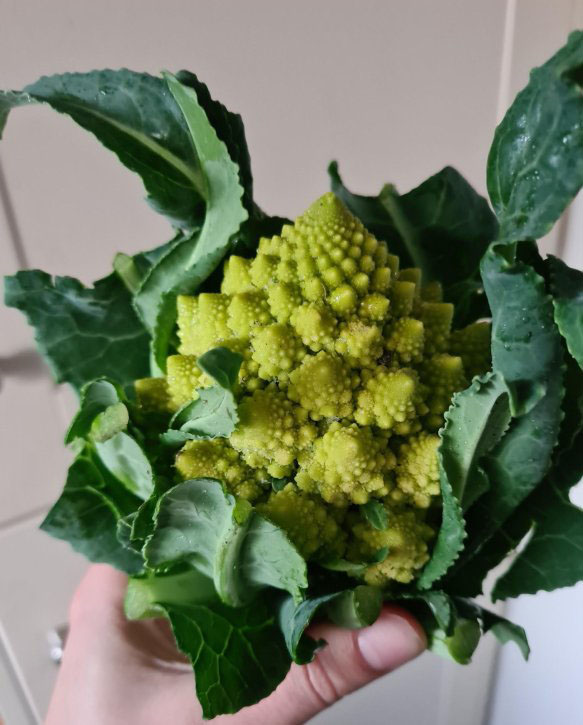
[{"x1": 46, "y1": 565, "x2": 426, "y2": 725}]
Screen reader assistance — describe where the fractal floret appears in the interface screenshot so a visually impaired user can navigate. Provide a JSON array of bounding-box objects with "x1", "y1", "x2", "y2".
[{"x1": 137, "y1": 192, "x2": 491, "y2": 585}]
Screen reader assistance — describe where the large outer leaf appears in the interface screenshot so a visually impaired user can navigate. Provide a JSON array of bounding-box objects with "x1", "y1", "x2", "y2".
[
  {"x1": 144, "y1": 479, "x2": 307, "y2": 606},
  {"x1": 488, "y1": 31, "x2": 583, "y2": 242},
  {"x1": 41, "y1": 449, "x2": 143, "y2": 574},
  {"x1": 460, "y1": 370, "x2": 563, "y2": 566},
  {"x1": 4, "y1": 271, "x2": 149, "y2": 392},
  {"x1": 175, "y1": 70, "x2": 253, "y2": 212},
  {"x1": 441, "y1": 372, "x2": 510, "y2": 510},
  {"x1": 492, "y1": 359, "x2": 583, "y2": 598},
  {"x1": 417, "y1": 373, "x2": 510, "y2": 589},
  {"x1": 0, "y1": 70, "x2": 207, "y2": 229},
  {"x1": 134, "y1": 74, "x2": 248, "y2": 369},
  {"x1": 165, "y1": 598, "x2": 290, "y2": 719},
  {"x1": 548, "y1": 255, "x2": 583, "y2": 369},
  {"x1": 481, "y1": 244, "x2": 562, "y2": 416},
  {"x1": 493, "y1": 486, "x2": 583, "y2": 599}
]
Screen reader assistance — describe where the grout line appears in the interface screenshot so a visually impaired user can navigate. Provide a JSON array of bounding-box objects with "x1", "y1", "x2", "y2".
[
  {"x1": 0, "y1": 508, "x2": 46, "y2": 538},
  {"x1": 495, "y1": 0, "x2": 517, "y2": 124},
  {"x1": 0, "y1": 155, "x2": 29, "y2": 269},
  {"x1": 0, "y1": 620, "x2": 40, "y2": 724}
]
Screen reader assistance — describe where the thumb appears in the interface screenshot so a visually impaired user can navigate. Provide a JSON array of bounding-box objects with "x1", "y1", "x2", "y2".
[{"x1": 236, "y1": 606, "x2": 426, "y2": 724}]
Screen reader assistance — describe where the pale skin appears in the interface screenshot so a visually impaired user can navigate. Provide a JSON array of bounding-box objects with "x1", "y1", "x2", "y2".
[{"x1": 46, "y1": 565, "x2": 427, "y2": 725}]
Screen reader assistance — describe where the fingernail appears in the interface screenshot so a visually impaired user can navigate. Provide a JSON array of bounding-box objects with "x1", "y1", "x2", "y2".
[{"x1": 357, "y1": 609, "x2": 426, "y2": 671}]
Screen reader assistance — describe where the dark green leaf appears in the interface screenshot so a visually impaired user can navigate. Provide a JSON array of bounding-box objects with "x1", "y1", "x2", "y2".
[
  {"x1": 454, "y1": 599, "x2": 530, "y2": 659},
  {"x1": 444, "y1": 505, "x2": 532, "y2": 597},
  {"x1": 174, "y1": 70, "x2": 254, "y2": 213},
  {"x1": 0, "y1": 70, "x2": 207, "y2": 228},
  {"x1": 481, "y1": 244, "x2": 562, "y2": 416},
  {"x1": 95, "y1": 432, "x2": 154, "y2": 500},
  {"x1": 40, "y1": 450, "x2": 142, "y2": 574},
  {"x1": 360, "y1": 500, "x2": 388, "y2": 530},
  {"x1": 66, "y1": 379, "x2": 124, "y2": 443},
  {"x1": 548, "y1": 255, "x2": 583, "y2": 369},
  {"x1": 144, "y1": 479, "x2": 307, "y2": 606},
  {"x1": 164, "y1": 599, "x2": 291, "y2": 719},
  {"x1": 428, "y1": 617, "x2": 481, "y2": 665},
  {"x1": 439, "y1": 372, "x2": 510, "y2": 511},
  {"x1": 160, "y1": 385, "x2": 239, "y2": 446},
  {"x1": 278, "y1": 594, "x2": 331, "y2": 664},
  {"x1": 4, "y1": 271, "x2": 149, "y2": 392},
  {"x1": 488, "y1": 31, "x2": 583, "y2": 243},
  {"x1": 270, "y1": 477, "x2": 289, "y2": 493},
  {"x1": 396, "y1": 590, "x2": 456, "y2": 634},
  {"x1": 417, "y1": 462, "x2": 465, "y2": 589},
  {"x1": 134, "y1": 73, "x2": 247, "y2": 369},
  {"x1": 196, "y1": 346, "x2": 243, "y2": 389},
  {"x1": 325, "y1": 586, "x2": 382, "y2": 629},
  {"x1": 278, "y1": 585, "x2": 381, "y2": 665},
  {"x1": 493, "y1": 485, "x2": 583, "y2": 599},
  {"x1": 457, "y1": 369, "x2": 564, "y2": 574}
]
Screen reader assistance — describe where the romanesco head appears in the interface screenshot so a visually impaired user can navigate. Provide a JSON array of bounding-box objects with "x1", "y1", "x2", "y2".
[{"x1": 137, "y1": 192, "x2": 489, "y2": 586}]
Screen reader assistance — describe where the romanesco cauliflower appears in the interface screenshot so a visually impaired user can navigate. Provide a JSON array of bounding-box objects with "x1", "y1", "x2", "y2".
[{"x1": 136, "y1": 192, "x2": 490, "y2": 586}]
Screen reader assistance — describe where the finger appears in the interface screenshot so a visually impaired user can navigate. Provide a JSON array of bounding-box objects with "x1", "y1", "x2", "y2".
[
  {"x1": 68, "y1": 564, "x2": 128, "y2": 628},
  {"x1": 227, "y1": 605, "x2": 426, "y2": 725}
]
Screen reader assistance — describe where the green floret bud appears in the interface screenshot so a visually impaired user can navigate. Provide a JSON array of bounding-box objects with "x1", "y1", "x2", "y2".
[
  {"x1": 296, "y1": 422, "x2": 395, "y2": 505},
  {"x1": 180, "y1": 293, "x2": 230, "y2": 355},
  {"x1": 230, "y1": 387, "x2": 317, "y2": 476},
  {"x1": 250, "y1": 253, "x2": 278, "y2": 287},
  {"x1": 251, "y1": 323, "x2": 306, "y2": 381},
  {"x1": 421, "y1": 353, "x2": 467, "y2": 428},
  {"x1": 420, "y1": 280, "x2": 443, "y2": 302},
  {"x1": 267, "y1": 282, "x2": 302, "y2": 323},
  {"x1": 227, "y1": 291, "x2": 273, "y2": 337},
  {"x1": 176, "y1": 439, "x2": 264, "y2": 501},
  {"x1": 221, "y1": 255, "x2": 255, "y2": 295},
  {"x1": 349, "y1": 504, "x2": 435, "y2": 584},
  {"x1": 418, "y1": 301, "x2": 454, "y2": 354},
  {"x1": 290, "y1": 303, "x2": 337, "y2": 352},
  {"x1": 134, "y1": 377, "x2": 172, "y2": 414},
  {"x1": 450, "y1": 321, "x2": 492, "y2": 379},
  {"x1": 393, "y1": 433, "x2": 440, "y2": 508},
  {"x1": 288, "y1": 351, "x2": 354, "y2": 419},
  {"x1": 385, "y1": 317, "x2": 425, "y2": 363},
  {"x1": 358, "y1": 293, "x2": 390, "y2": 322},
  {"x1": 176, "y1": 294, "x2": 199, "y2": 355},
  {"x1": 329, "y1": 284, "x2": 358, "y2": 316},
  {"x1": 355, "y1": 368, "x2": 427, "y2": 434},
  {"x1": 390, "y1": 280, "x2": 416, "y2": 317},
  {"x1": 257, "y1": 484, "x2": 346, "y2": 559},
  {"x1": 166, "y1": 354, "x2": 208, "y2": 409},
  {"x1": 335, "y1": 319, "x2": 384, "y2": 368}
]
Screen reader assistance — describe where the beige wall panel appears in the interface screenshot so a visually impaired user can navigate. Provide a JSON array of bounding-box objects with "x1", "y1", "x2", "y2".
[{"x1": 0, "y1": 0, "x2": 507, "y2": 284}]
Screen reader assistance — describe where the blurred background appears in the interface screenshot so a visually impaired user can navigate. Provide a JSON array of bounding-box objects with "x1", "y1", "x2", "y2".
[{"x1": 1, "y1": 1, "x2": 582, "y2": 723}]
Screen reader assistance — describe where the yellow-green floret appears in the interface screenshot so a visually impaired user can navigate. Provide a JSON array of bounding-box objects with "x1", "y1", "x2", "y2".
[
  {"x1": 393, "y1": 433, "x2": 441, "y2": 508},
  {"x1": 257, "y1": 484, "x2": 346, "y2": 558},
  {"x1": 230, "y1": 387, "x2": 317, "y2": 477},
  {"x1": 136, "y1": 192, "x2": 490, "y2": 586},
  {"x1": 450, "y1": 321, "x2": 492, "y2": 379},
  {"x1": 349, "y1": 505, "x2": 435, "y2": 584},
  {"x1": 176, "y1": 439, "x2": 265, "y2": 501},
  {"x1": 296, "y1": 422, "x2": 395, "y2": 505}
]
